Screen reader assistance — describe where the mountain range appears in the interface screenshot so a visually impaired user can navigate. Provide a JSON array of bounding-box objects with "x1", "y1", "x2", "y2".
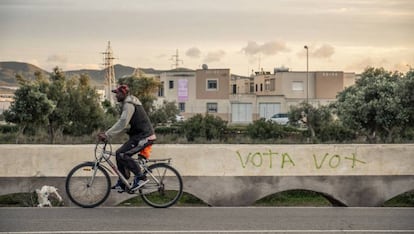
[{"x1": 0, "y1": 61, "x2": 164, "y2": 87}]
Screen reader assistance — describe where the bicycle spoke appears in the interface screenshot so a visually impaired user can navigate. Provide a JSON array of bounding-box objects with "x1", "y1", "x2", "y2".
[
  {"x1": 140, "y1": 163, "x2": 183, "y2": 208},
  {"x1": 65, "y1": 162, "x2": 111, "y2": 208}
]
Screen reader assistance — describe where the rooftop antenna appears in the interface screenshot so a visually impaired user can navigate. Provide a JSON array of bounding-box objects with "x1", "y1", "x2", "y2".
[
  {"x1": 170, "y1": 49, "x2": 183, "y2": 69},
  {"x1": 102, "y1": 41, "x2": 116, "y2": 105}
]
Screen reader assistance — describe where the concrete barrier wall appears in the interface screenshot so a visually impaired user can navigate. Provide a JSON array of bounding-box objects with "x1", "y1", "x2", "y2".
[
  {"x1": 0, "y1": 144, "x2": 413, "y2": 206},
  {"x1": 1, "y1": 144, "x2": 413, "y2": 177}
]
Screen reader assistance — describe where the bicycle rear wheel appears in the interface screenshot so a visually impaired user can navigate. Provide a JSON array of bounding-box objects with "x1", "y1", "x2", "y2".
[
  {"x1": 140, "y1": 163, "x2": 183, "y2": 208},
  {"x1": 65, "y1": 162, "x2": 111, "y2": 208}
]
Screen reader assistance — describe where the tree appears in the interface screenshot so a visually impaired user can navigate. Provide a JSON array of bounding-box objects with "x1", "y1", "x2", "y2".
[
  {"x1": 5, "y1": 69, "x2": 108, "y2": 143},
  {"x1": 65, "y1": 74, "x2": 106, "y2": 135},
  {"x1": 3, "y1": 83, "x2": 54, "y2": 143},
  {"x1": 289, "y1": 102, "x2": 333, "y2": 139},
  {"x1": 150, "y1": 101, "x2": 180, "y2": 127},
  {"x1": 45, "y1": 67, "x2": 70, "y2": 143},
  {"x1": 398, "y1": 68, "x2": 414, "y2": 127},
  {"x1": 118, "y1": 75, "x2": 160, "y2": 113},
  {"x1": 335, "y1": 67, "x2": 409, "y2": 143}
]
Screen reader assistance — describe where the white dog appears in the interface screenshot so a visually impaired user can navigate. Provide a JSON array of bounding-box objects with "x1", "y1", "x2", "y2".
[{"x1": 35, "y1": 185, "x2": 63, "y2": 207}]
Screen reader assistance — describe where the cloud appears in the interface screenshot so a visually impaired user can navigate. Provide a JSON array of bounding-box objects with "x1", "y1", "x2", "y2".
[
  {"x1": 203, "y1": 50, "x2": 226, "y2": 63},
  {"x1": 46, "y1": 54, "x2": 68, "y2": 63},
  {"x1": 242, "y1": 40, "x2": 290, "y2": 56},
  {"x1": 64, "y1": 63, "x2": 101, "y2": 71},
  {"x1": 186, "y1": 47, "x2": 202, "y2": 58},
  {"x1": 312, "y1": 44, "x2": 335, "y2": 58},
  {"x1": 345, "y1": 57, "x2": 412, "y2": 73},
  {"x1": 298, "y1": 44, "x2": 335, "y2": 59},
  {"x1": 156, "y1": 53, "x2": 167, "y2": 59},
  {"x1": 344, "y1": 57, "x2": 388, "y2": 72}
]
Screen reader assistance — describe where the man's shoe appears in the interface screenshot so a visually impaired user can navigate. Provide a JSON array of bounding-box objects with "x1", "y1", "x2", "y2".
[
  {"x1": 111, "y1": 179, "x2": 125, "y2": 193},
  {"x1": 130, "y1": 176, "x2": 149, "y2": 191}
]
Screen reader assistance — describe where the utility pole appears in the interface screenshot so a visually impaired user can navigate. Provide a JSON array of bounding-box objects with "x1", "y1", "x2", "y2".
[
  {"x1": 304, "y1": 45, "x2": 309, "y2": 104},
  {"x1": 102, "y1": 41, "x2": 116, "y2": 105},
  {"x1": 170, "y1": 49, "x2": 183, "y2": 69}
]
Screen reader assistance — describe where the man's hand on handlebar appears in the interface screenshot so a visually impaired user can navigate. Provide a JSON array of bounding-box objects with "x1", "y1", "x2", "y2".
[{"x1": 97, "y1": 132, "x2": 108, "y2": 142}]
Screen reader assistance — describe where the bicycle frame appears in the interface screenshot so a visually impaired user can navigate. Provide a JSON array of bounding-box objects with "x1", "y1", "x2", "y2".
[
  {"x1": 96, "y1": 151, "x2": 131, "y2": 189},
  {"x1": 93, "y1": 144, "x2": 172, "y2": 192}
]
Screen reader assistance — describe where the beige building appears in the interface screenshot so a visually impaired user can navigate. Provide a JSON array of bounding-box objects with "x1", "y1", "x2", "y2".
[
  {"x1": 229, "y1": 70, "x2": 356, "y2": 123},
  {"x1": 0, "y1": 87, "x2": 17, "y2": 114},
  {"x1": 156, "y1": 67, "x2": 231, "y2": 121},
  {"x1": 155, "y1": 67, "x2": 355, "y2": 124}
]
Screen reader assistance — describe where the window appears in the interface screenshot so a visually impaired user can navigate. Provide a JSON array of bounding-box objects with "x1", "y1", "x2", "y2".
[
  {"x1": 232, "y1": 84, "x2": 237, "y2": 94},
  {"x1": 207, "y1": 103, "x2": 218, "y2": 113},
  {"x1": 158, "y1": 81, "x2": 164, "y2": 97},
  {"x1": 179, "y1": 102, "x2": 185, "y2": 112},
  {"x1": 169, "y1": 80, "x2": 174, "y2": 89},
  {"x1": 207, "y1": 79, "x2": 218, "y2": 90},
  {"x1": 264, "y1": 80, "x2": 270, "y2": 91},
  {"x1": 292, "y1": 81, "x2": 304, "y2": 91},
  {"x1": 264, "y1": 78, "x2": 275, "y2": 91}
]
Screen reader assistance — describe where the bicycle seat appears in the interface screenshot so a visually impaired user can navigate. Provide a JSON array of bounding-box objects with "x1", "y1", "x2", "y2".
[{"x1": 137, "y1": 154, "x2": 148, "y2": 162}]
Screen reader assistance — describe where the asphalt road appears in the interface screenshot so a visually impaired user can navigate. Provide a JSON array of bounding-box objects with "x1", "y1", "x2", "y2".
[{"x1": 0, "y1": 207, "x2": 413, "y2": 234}]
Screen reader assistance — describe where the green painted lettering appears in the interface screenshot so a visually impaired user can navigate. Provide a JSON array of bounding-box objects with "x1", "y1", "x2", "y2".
[
  {"x1": 345, "y1": 153, "x2": 366, "y2": 168},
  {"x1": 281, "y1": 153, "x2": 295, "y2": 168},
  {"x1": 329, "y1": 155, "x2": 341, "y2": 168},
  {"x1": 313, "y1": 153, "x2": 329, "y2": 169},
  {"x1": 251, "y1": 152, "x2": 263, "y2": 167},
  {"x1": 236, "y1": 151, "x2": 250, "y2": 168}
]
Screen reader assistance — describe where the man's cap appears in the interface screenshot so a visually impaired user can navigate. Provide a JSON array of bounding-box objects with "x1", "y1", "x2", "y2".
[{"x1": 112, "y1": 84, "x2": 129, "y2": 95}]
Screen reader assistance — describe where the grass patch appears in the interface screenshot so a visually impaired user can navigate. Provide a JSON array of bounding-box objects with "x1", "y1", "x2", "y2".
[
  {"x1": 383, "y1": 190, "x2": 414, "y2": 207},
  {"x1": 254, "y1": 190, "x2": 332, "y2": 207},
  {"x1": 0, "y1": 192, "x2": 63, "y2": 207},
  {"x1": 0, "y1": 192, "x2": 38, "y2": 207}
]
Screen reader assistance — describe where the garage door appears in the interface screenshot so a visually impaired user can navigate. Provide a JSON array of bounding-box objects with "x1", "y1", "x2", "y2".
[
  {"x1": 259, "y1": 103, "x2": 281, "y2": 120},
  {"x1": 231, "y1": 103, "x2": 252, "y2": 123}
]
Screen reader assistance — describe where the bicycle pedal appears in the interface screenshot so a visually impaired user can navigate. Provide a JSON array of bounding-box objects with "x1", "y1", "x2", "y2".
[{"x1": 126, "y1": 190, "x2": 135, "y2": 194}]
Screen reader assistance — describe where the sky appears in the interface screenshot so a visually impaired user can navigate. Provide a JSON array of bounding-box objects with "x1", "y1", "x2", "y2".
[{"x1": 1, "y1": 0, "x2": 413, "y2": 76}]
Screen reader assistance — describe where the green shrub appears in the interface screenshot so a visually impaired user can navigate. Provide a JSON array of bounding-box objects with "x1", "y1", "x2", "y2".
[
  {"x1": 182, "y1": 114, "x2": 228, "y2": 141},
  {"x1": 317, "y1": 122, "x2": 357, "y2": 143},
  {"x1": 0, "y1": 124, "x2": 18, "y2": 133},
  {"x1": 155, "y1": 125, "x2": 183, "y2": 135},
  {"x1": 401, "y1": 127, "x2": 414, "y2": 142},
  {"x1": 246, "y1": 119, "x2": 287, "y2": 140}
]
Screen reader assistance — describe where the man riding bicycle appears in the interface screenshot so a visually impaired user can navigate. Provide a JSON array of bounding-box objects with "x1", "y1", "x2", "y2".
[{"x1": 98, "y1": 84, "x2": 156, "y2": 192}]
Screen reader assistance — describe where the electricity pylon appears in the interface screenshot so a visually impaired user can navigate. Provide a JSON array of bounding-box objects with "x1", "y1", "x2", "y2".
[{"x1": 102, "y1": 41, "x2": 116, "y2": 105}]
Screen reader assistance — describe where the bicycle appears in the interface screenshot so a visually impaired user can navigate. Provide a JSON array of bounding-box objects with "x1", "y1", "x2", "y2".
[{"x1": 65, "y1": 140, "x2": 183, "y2": 208}]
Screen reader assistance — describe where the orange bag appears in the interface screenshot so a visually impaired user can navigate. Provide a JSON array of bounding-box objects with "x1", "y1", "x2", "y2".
[{"x1": 140, "y1": 144, "x2": 152, "y2": 159}]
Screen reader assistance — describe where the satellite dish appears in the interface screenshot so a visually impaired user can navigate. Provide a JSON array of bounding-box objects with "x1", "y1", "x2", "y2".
[{"x1": 202, "y1": 64, "x2": 208, "y2": 70}]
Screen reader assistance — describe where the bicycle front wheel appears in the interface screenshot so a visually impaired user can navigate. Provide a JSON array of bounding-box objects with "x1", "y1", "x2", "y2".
[
  {"x1": 65, "y1": 162, "x2": 111, "y2": 208},
  {"x1": 140, "y1": 163, "x2": 183, "y2": 208}
]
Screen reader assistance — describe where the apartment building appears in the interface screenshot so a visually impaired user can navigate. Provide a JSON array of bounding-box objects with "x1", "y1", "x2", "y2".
[
  {"x1": 229, "y1": 70, "x2": 356, "y2": 123},
  {"x1": 0, "y1": 87, "x2": 17, "y2": 114},
  {"x1": 155, "y1": 67, "x2": 355, "y2": 124},
  {"x1": 155, "y1": 67, "x2": 231, "y2": 121}
]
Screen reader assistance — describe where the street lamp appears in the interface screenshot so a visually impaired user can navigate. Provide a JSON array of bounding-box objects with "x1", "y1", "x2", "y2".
[{"x1": 304, "y1": 45, "x2": 309, "y2": 103}]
